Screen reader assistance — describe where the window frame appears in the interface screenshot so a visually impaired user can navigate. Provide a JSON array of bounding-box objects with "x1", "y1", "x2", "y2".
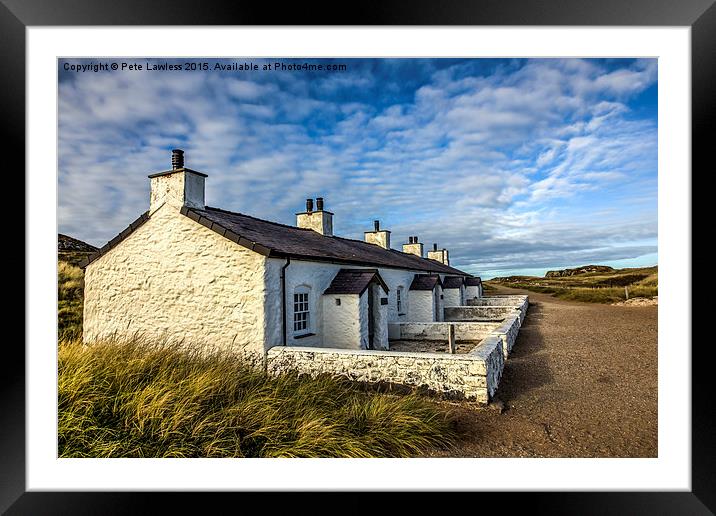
[
  {"x1": 396, "y1": 285, "x2": 406, "y2": 315},
  {"x1": 292, "y1": 286, "x2": 311, "y2": 336}
]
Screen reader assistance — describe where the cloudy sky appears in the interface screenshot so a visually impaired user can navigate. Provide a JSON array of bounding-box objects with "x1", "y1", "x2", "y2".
[{"x1": 58, "y1": 58, "x2": 657, "y2": 278}]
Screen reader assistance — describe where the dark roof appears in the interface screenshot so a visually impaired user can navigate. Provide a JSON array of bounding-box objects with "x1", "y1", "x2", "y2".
[
  {"x1": 185, "y1": 206, "x2": 470, "y2": 275},
  {"x1": 442, "y1": 276, "x2": 465, "y2": 289},
  {"x1": 465, "y1": 277, "x2": 482, "y2": 286},
  {"x1": 324, "y1": 269, "x2": 389, "y2": 295},
  {"x1": 409, "y1": 274, "x2": 442, "y2": 291}
]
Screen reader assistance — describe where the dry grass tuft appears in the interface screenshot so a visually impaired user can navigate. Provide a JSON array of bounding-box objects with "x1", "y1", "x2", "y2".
[{"x1": 58, "y1": 337, "x2": 457, "y2": 458}]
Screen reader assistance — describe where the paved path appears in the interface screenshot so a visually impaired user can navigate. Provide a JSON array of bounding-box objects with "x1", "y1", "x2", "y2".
[{"x1": 432, "y1": 285, "x2": 658, "y2": 457}]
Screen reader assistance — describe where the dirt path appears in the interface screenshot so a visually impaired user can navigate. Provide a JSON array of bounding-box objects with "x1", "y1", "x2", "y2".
[{"x1": 433, "y1": 285, "x2": 657, "y2": 457}]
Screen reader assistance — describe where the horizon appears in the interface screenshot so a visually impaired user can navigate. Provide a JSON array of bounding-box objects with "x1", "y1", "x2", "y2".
[{"x1": 58, "y1": 58, "x2": 658, "y2": 278}]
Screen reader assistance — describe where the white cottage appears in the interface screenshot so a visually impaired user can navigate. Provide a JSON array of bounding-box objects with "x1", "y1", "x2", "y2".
[{"x1": 82, "y1": 150, "x2": 482, "y2": 359}]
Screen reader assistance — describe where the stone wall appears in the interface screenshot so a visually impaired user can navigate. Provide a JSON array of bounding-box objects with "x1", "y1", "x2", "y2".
[
  {"x1": 444, "y1": 305, "x2": 521, "y2": 322},
  {"x1": 490, "y1": 314, "x2": 521, "y2": 357},
  {"x1": 388, "y1": 321, "x2": 499, "y2": 342},
  {"x1": 266, "y1": 337, "x2": 505, "y2": 404},
  {"x1": 84, "y1": 204, "x2": 267, "y2": 358},
  {"x1": 466, "y1": 295, "x2": 529, "y2": 321}
]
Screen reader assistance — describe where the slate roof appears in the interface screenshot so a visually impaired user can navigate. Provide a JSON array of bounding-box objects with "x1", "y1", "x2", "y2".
[
  {"x1": 409, "y1": 274, "x2": 442, "y2": 291},
  {"x1": 184, "y1": 206, "x2": 470, "y2": 275},
  {"x1": 324, "y1": 269, "x2": 389, "y2": 295},
  {"x1": 464, "y1": 277, "x2": 482, "y2": 286},
  {"x1": 81, "y1": 204, "x2": 476, "y2": 276},
  {"x1": 442, "y1": 276, "x2": 465, "y2": 289}
]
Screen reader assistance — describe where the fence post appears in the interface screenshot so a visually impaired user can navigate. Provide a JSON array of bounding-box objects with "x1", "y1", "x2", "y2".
[
  {"x1": 625, "y1": 286, "x2": 629, "y2": 300},
  {"x1": 448, "y1": 324, "x2": 456, "y2": 354}
]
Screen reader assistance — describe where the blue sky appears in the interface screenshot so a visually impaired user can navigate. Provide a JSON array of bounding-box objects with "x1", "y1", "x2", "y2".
[{"x1": 58, "y1": 58, "x2": 657, "y2": 279}]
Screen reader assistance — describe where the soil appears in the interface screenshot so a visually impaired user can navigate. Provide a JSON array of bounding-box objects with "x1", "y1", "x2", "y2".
[{"x1": 429, "y1": 285, "x2": 658, "y2": 457}]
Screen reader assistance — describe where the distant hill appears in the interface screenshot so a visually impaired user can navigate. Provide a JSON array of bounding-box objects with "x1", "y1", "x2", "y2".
[
  {"x1": 59, "y1": 234, "x2": 97, "y2": 253},
  {"x1": 59, "y1": 234, "x2": 97, "y2": 266},
  {"x1": 487, "y1": 265, "x2": 658, "y2": 304},
  {"x1": 545, "y1": 265, "x2": 614, "y2": 278}
]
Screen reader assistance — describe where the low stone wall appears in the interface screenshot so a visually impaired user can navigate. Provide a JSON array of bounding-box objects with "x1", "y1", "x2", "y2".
[
  {"x1": 490, "y1": 314, "x2": 521, "y2": 357},
  {"x1": 266, "y1": 338, "x2": 504, "y2": 404},
  {"x1": 388, "y1": 321, "x2": 497, "y2": 342},
  {"x1": 466, "y1": 295, "x2": 529, "y2": 321},
  {"x1": 444, "y1": 305, "x2": 521, "y2": 322}
]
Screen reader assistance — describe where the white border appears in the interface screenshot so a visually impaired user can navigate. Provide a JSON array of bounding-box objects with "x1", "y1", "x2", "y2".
[{"x1": 28, "y1": 27, "x2": 690, "y2": 491}]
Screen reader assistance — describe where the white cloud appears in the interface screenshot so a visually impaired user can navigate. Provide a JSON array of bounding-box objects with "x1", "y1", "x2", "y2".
[{"x1": 58, "y1": 58, "x2": 657, "y2": 276}]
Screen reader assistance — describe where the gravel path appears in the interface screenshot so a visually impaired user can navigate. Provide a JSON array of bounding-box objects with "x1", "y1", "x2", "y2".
[{"x1": 431, "y1": 285, "x2": 658, "y2": 457}]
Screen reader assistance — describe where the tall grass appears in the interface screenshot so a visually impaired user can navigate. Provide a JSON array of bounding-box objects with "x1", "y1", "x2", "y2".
[
  {"x1": 59, "y1": 337, "x2": 457, "y2": 458},
  {"x1": 58, "y1": 261, "x2": 84, "y2": 340}
]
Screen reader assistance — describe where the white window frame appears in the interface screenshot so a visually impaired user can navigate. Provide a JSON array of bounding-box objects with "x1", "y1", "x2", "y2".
[{"x1": 293, "y1": 286, "x2": 311, "y2": 336}]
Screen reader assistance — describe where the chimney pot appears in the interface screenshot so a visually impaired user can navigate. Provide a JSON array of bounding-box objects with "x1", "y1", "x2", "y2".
[
  {"x1": 171, "y1": 149, "x2": 184, "y2": 170},
  {"x1": 306, "y1": 198, "x2": 313, "y2": 213},
  {"x1": 374, "y1": 220, "x2": 380, "y2": 231},
  {"x1": 316, "y1": 197, "x2": 324, "y2": 211},
  {"x1": 433, "y1": 243, "x2": 438, "y2": 251}
]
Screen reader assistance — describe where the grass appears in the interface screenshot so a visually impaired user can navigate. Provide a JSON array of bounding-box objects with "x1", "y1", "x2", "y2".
[
  {"x1": 57, "y1": 257, "x2": 457, "y2": 458},
  {"x1": 58, "y1": 338, "x2": 457, "y2": 458},
  {"x1": 58, "y1": 260, "x2": 84, "y2": 340},
  {"x1": 488, "y1": 265, "x2": 658, "y2": 304}
]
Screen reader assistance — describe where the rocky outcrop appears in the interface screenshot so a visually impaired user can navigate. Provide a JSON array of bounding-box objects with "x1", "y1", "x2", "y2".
[
  {"x1": 58, "y1": 233, "x2": 98, "y2": 253},
  {"x1": 545, "y1": 265, "x2": 614, "y2": 278}
]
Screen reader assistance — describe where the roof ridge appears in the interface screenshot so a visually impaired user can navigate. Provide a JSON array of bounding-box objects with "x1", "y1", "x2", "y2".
[{"x1": 200, "y1": 205, "x2": 470, "y2": 275}]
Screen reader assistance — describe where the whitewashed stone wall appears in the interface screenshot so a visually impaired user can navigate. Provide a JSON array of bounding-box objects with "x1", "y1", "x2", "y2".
[
  {"x1": 465, "y1": 285, "x2": 482, "y2": 300},
  {"x1": 443, "y1": 287, "x2": 463, "y2": 307},
  {"x1": 467, "y1": 295, "x2": 529, "y2": 322},
  {"x1": 389, "y1": 321, "x2": 499, "y2": 342},
  {"x1": 444, "y1": 305, "x2": 523, "y2": 322},
  {"x1": 370, "y1": 283, "x2": 390, "y2": 350},
  {"x1": 322, "y1": 293, "x2": 363, "y2": 349},
  {"x1": 266, "y1": 336, "x2": 505, "y2": 403},
  {"x1": 264, "y1": 260, "x2": 432, "y2": 348},
  {"x1": 83, "y1": 204, "x2": 267, "y2": 358},
  {"x1": 407, "y1": 289, "x2": 434, "y2": 322},
  {"x1": 486, "y1": 314, "x2": 521, "y2": 357}
]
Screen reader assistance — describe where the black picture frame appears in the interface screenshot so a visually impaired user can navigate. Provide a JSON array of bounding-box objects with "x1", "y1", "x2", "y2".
[{"x1": 4, "y1": 0, "x2": 709, "y2": 512}]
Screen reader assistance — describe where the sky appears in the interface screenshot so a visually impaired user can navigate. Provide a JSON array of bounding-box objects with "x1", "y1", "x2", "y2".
[{"x1": 58, "y1": 58, "x2": 658, "y2": 279}]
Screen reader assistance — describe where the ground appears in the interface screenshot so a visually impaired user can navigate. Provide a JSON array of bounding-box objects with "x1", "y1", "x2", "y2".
[{"x1": 430, "y1": 284, "x2": 657, "y2": 457}]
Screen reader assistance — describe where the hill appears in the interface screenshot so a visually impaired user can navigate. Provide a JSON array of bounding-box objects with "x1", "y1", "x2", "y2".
[
  {"x1": 59, "y1": 233, "x2": 97, "y2": 266},
  {"x1": 545, "y1": 265, "x2": 614, "y2": 277},
  {"x1": 489, "y1": 265, "x2": 657, "y2": 303}
]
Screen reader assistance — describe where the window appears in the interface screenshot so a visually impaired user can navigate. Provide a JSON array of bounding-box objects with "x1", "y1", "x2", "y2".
[
  {"x1": 293, "y1": 289, "x2": 310, "y2": 334},
  {"x1": 397, "y1": 286, "x2": 404, "y2": 314}
]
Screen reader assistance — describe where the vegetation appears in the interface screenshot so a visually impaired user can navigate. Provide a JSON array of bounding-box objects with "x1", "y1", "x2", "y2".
[
  {"x1": 57, "y1": 256, "x2": 457, "y2": 458},
  {"x1": 488, "y1": 265, "x2": 658, "y2": 304},
  {"x1": 58, "y1": 338, "x2": 456, "y2": 458},
  {"x1": 58, "y1": 260, "x2": 85, "y2": 340}
]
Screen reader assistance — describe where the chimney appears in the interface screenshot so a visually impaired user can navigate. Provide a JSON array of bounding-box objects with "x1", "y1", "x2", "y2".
[
  {"x1": 149, "y1": 149, "x2": 206, "y2": 213},
  {"x1": 402, "y1": 235, "x2": 423, "y2": 257},
  {"x1": 296, "y1": 197, "x2": 333, "y2": 236},
  {"x1": 427, "y1": 242, "x2": 450, "y2": 265},
  {"x1": 364, "y1": 219, "x2": 391, "y2": 249}
]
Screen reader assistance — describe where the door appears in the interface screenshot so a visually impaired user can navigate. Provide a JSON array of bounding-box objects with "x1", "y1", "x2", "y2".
[{"x1": 367, "y1": 286, "x2": 375, "y2": 349}]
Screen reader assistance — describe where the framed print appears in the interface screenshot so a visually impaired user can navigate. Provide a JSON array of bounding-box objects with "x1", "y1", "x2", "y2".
[{"x1": 5, "y1": 0, "x2": 711, "y2": 512}]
